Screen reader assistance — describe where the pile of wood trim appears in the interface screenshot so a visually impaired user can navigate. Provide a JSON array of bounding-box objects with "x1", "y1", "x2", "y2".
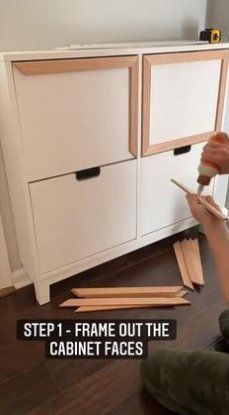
[
  {"x1": 173, "y1": 238, "x2": 204, "y2": 290},
  {"x1": 60, "y1": 238, "x2": 204, "y2": 313},
  {"x1": 60, "y1": 286, "x2": 190, "y2": 312}
]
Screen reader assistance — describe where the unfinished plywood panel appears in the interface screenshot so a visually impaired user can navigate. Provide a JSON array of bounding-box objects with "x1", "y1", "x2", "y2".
[
  {"x1": 13, "y1": 56, "x2": 139, "y2": 181},
  {"x1": 173, "y1": 241, "x2": 194, "y2": 290},
  {"x1": 60, "y1": 297, "x2": 190, "y2": 307},
  {"x1": 142, "y1": 50, "x2": 229, "y2": 155},
  {"x1": 71, "y1": 286, "x2": 183, "y2": 298}
]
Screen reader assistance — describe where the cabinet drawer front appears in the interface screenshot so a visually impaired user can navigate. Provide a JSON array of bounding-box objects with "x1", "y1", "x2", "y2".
[
  {"x1": 142, "y1": 50, "x2": 229, "y2": 156},
  {"x1": 13, "y1": 56, "x2": 138, "y2": 181},
  {"x1": 139, "y1": 143, "x2": 213, "y2": 236},
  {"x1": 30, "y1": 160, "x2": 137, "y2": 273}
]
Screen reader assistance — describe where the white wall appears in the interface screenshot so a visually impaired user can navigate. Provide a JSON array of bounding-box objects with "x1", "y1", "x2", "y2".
[
  {"x1": 0, "y1": 0, "x2": 208, "y2": 51},
  {"x1": 0, "y1": 0, "x2": 208, "y2": 276}
]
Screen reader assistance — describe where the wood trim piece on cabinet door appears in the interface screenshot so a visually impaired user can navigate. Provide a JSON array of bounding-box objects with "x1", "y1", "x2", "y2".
[
  {"x1": 142, "y1": 50, "x2": 229, "y2": 156},
  {"x1": 14, "y1": 56, "x2": 139, "y2": 157}
]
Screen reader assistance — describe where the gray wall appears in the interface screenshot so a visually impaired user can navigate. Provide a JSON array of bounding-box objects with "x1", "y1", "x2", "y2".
[
  {"x1": 0, "y1": 0, "x2": 208, "y2": 273},
  {"x1": 207, "y1": 0, "x2": 229, "y2": 137},
  {"x1": 0, "y1": 0, "x2": 207, "y2": 51},
  {"x1": 207, "y1": 0, "x2": 229, "y2": 41}
]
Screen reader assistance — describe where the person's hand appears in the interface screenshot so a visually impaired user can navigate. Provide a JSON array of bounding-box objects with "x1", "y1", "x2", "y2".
[
  {"x1": 201, "y1": 133, "x2": 229, "y2": 174},
  {"x1": 186, "y1": 194, "x2": 221, "y2": 226}
]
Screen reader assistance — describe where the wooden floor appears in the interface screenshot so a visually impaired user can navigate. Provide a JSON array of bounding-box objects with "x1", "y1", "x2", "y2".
[{"x1": 0, "y1": 227, "x2": 227, "y2": 415}]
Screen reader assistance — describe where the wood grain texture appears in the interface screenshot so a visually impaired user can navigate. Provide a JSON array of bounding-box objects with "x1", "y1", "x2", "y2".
[
  {"x1": 142, "y1": 56, "x2": 152, "y2": 155},
  {"x1": 181, "y1": 240, "x2": 200, "y2": 285},
  {"x1": 75, "y1": 292, "x2": 188, "y2": 312},
  {"x1": 192, "y1": 238, "x2": 204, "y2": 286},
  {"x1": 145, "y1": 50, "x2": 229, "y2": 65},
  {"x1": 71, "y1": 286, "x2": 183, "y2": 298},
  {"x1": 142, "y1": 50, "x2": 229, "y2": 156},
  {"x1": 173, "y1": 241, "x2": 194, "y2": 290},
  {"x1": 14, "y1": 56, "x2": 138, "y2": 75},
  {"x1": 215, "y1": 52, "x2": 229, "y2": 131},
  {"x1": 75, "y1": 305, "x2": 150, "y2": 313},
  {"x1": 60, "y1": 297, "x2": 190, "y2": 307},
  {"x1": 129, "y1": 58, "x2": 139, "y2": 157}
]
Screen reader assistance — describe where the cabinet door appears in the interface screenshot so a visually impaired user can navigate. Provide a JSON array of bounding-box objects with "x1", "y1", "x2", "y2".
[
  {"x1": 142, "y1": 50, "x2": 228, "y2": 156},
  {"x1": 13, "y1": 56, "x2": 138, "y2": 181},
  {"x1": 30, "y1": 160, "x2": 137, "y2": 273},
  {"x1": 139, "y1": 143, "x2": 213, "y2": 236}
]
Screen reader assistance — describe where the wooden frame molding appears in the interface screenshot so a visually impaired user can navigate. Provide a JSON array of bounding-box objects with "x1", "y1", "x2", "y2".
[
  {"x1": 71, "y1": 286, "x2": 183, "y2": 298},
  {"x1": 60, "y1": 297, "x2": 190, "y2": 307},
  {"x1": 142, "y1": 50, "x2": 229, "y2": 156},
  {"x1": 14, "y1": 56, "x2": 139, "y2": 157}
]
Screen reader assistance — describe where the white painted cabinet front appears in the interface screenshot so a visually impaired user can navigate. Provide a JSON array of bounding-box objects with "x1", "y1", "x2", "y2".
[
  {"x1": 13, "y1": 56, "x2": 138, "y2": 181},
  {"x1": 139, "y1": 143, "x2": 214, "y2": 236},
  {"x1": 30, "y1": 160, "x2": 137, "y2": 273},
  {"x1": 142, "y1": 50, "x2": 228, "y2": 155}
]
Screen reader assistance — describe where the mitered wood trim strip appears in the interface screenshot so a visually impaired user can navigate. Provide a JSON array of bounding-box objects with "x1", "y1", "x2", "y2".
[
  {"x1": 129, "y1": 59, "x2": 139, "y2": 157},
  {"x1": 60, "y1": 297, "x2": 190, "y2": 307},
  {"x1": 13, "y1": 56, "x2": 139, "y2": 75},
  {"x1": 192, "y1": 239, "x2": 204, "y2": 286},
  {"x1": 142, "y1": 132, "x2": 213, "y2": 156},
  {"x1": 215, "y1": 52, "x2": 229, "y2": 130},
  {"x1": 71, "y1": 286, "x2": 183, "y2": 298},
  {"x1": 75, "y1": 299, "x2": 190, "y2": 312},
  {"x1": 173, "y1": 242, "x2": 194, "y2": 290},
  {"x1": 142, "y1": 56, "x2": 152, "y2": 156},
  {"x1": 75, "y1": 305, "x2": 145, "y2": 312},
  {"x1": 145, "y1": 50, "x2": 229, "y2": 65},
  {"x1": 176, "y1": 290, "x2": 188, "y2": 297},
  {"x1": 181, "y1": 240, "x2": 200, "y2": 285}
]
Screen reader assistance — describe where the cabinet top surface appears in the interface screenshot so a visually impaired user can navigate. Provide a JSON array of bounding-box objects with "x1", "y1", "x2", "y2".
[{"x1": 1, "y1": 41, "x2": 229, "y2": 62}]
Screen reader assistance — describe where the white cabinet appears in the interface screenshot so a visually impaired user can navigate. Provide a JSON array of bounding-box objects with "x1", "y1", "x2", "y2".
[
  {"x1": 142, "y1": 50, "x2": 229, "y2": 155},
  {"x1": 139, "y1": 144, "x2": 214, "y2": 236},
  {"x1": 13, "y1": 56, "x2": 139, "y2": 181},
  {"x1": 0, "y1": 43, "x2": 228, "y2": 304},
  {"x1": 30, "y1": 160, "x2": 137, "y2": 273}
]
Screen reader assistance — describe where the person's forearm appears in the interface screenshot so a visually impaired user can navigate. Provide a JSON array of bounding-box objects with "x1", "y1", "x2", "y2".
[{"x1": 202, "y1": 219, "x2": 229, "y2": 303}]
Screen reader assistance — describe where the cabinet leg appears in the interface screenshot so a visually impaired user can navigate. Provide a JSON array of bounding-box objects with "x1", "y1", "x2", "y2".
[{"x1": 34, "y1": 280, "x2": 50, "y2": 305}]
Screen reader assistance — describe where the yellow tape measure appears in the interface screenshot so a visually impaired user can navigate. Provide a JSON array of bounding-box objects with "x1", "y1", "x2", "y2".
[{"x1": 200, "y1": 28, "x2": 221, "y2": 44}]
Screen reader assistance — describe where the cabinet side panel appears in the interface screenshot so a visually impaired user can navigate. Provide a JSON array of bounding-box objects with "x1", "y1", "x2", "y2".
[{"x1": 0, "y1": 62, "x2": 39, "y2": 279}]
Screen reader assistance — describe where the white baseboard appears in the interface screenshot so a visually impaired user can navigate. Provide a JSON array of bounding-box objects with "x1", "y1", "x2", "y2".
[{"x1": 11, "y1": 267, "x2": 31, "y2": 289}]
